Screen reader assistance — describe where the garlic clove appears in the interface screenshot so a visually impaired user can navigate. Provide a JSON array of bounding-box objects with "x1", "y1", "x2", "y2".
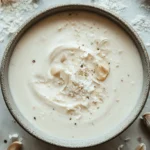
[
  {"x1": 142, "y1": 112, "x2": 150, "y2": 129},
  {"x1": 95, "y1": 61, "x2": 110, "y2": 81},
  {"x1": 50, "y1": 66, "x2": 62, "y2": 77},
  {"x1": 7, "y1": 141, "x2": 22, "y2": 150},
  {"x1": 135, "y1": 143, "x2": 146, "y2": 150}
]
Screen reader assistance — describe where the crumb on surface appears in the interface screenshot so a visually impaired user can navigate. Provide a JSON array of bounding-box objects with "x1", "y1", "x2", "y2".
[
  {"x1": 124, "y1": 137, "x2": 131, "y2": 142},
  {"x1": 117, "y1": 144, "x2": 124, "y2": 150}
]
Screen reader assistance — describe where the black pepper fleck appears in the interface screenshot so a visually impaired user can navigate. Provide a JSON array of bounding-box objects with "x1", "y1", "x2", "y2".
[
  {"x1": 108, "y1": 62, "x2": 110, "y2": 64},
  {"x1": 4, "y1": 140, "x2": 7, "y2": 143},
  {"x1": 97, "y1": 48, "x2": 100, "y2": 50},
  {"x1": 121, "y1": 79, "x2": 123, "y2": 82},
  {"x1": 53, "y1": 108, "x2": 55, "y2": 110},
  {"x1": 86, "y1": 96, "x2": 89, "y2": 99},
  {"x1": 32, "y1": 60, "x2": 36, "y2": 63},
  {"x1": 97, "y1": 107, "x2": 99, "y2": 109},
  {"x1": 69, "y1": 118, "x2": 72, "y2": 120},
  {"x1": 128, "y1": 74, "x2": 130, "y2": 77},
  {"x1": 33, "y1": 117, "x2": 36, "y2": 120},
  {"x1": 80, "y1": 64, "x2": 83, "y2": 68},
  {"x1": 74, "y1": 123, "x2": 77, "y2": 126}
]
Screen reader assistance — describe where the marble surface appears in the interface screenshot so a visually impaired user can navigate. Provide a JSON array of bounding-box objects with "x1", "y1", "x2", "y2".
[{"x1": 0, "y1": 0, "x2": 150, "y2": 150}]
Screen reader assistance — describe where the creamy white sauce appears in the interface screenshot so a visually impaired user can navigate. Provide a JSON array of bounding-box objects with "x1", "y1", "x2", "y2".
[{"x1": 8, "y1": 11, "x2": 143, "y2": 140}]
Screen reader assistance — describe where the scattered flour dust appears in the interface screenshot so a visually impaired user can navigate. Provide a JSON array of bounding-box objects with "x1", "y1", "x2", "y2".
[
  {"x1": 131, "y1": 15, "x2": 150, "y2": 33},
  {"x1": 0, "y1": 0, "x2": 128, "y2": 43},
  {"x1": 140, "y1": 4, "x2": 150, "y2": 11},
  {"x1": 0, "y1": 0, "x2": 38, "y2": 42},
  {"x1": 146, "y1": 42, "x2": 150, "y2": 47},
  {"x1": 92, "y1": 0, "x2": 150, "y2": 34},
  {"x1": 92, "y1": 0, "x2": 127, "y2": 14}
]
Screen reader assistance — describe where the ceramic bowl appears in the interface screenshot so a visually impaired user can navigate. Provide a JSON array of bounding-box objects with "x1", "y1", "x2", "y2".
[{"x1": 1, "y1": 4, "x2": 150, "y2": 148}]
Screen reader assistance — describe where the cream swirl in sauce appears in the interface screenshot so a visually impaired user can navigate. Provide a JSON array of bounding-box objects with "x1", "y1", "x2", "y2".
[{"x1": 31, "y1": 43, "x2": 110, "y2": 117}]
